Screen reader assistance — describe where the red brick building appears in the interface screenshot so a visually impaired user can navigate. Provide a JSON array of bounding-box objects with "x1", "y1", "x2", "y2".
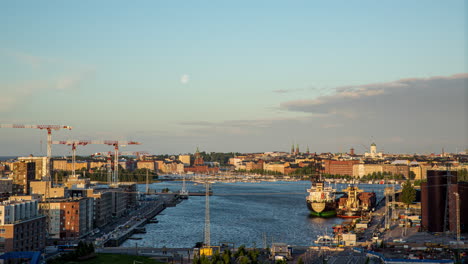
[
  {"x1": 323, "y1": 160, "x2": 360, "y2": 176},
  {"x1": 184, "y1": 148, "x2": 219, "y2": 174}
]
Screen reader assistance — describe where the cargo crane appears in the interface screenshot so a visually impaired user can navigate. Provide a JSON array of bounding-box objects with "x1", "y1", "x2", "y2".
[
  {"x1": 91, "y1": 152, "x2": 113, "y2": 185},
  {"x1": 93, "y1": 150, "x2": 148, "y2": 188},
  {"x1": 52, "y1": 140, "x2": 115, "y2": 177},
  {"x1": 88, "y1": 141, "x2": 141, "y2": 185},
  {"x1": 0, "y1": 124, "x2": 72, "y2": 178},
  {"x1": 0, "y1": 124, "x2": 72, "y2": 240}
]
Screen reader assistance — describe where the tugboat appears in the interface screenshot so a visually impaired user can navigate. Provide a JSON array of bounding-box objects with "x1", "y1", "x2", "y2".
[
  {"x1": 306, "y1": 181, "x2": 337, "y2": 217},
  {"x1": 336, "y1": 185, "x2": 376, "y2": 218}
]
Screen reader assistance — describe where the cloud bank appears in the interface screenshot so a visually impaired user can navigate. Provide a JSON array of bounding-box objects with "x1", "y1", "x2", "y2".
[{"x1": 176, "y1": 73, "x2": 467, "y2": 154}]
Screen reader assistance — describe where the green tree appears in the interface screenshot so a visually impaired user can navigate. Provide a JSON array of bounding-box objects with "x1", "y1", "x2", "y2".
[
  {"x1": 298, "y1": 257, "x2": 304, "y2": 264},
  {"x1": 400, "y1": 179, "x2": 416, "y2": 206}
]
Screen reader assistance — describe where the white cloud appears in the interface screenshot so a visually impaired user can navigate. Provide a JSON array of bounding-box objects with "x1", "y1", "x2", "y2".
[
  {"x1": 180, "y1": 74, "x2": 190, "y2": 84},
  {"x1": 0, "y1": 50, "x2": 96, "y2": 112}
]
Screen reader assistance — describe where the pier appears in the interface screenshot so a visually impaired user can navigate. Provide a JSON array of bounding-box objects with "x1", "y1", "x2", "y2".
[{"x1": 97, "y1": 194, "x2": 181, "y2": 247}]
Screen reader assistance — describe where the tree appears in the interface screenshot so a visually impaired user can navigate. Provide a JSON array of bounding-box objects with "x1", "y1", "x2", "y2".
[
  {"x1": 400, "y1": 179, "x2": 416, "y2": 206},
  {"x1": 297, "y1": 257, "x2": 304, "y2": 264}
]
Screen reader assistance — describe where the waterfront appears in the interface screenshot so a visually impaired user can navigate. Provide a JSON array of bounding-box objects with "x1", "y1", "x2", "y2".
[{"x1": 121, "y1": 181, "x2": 392, "y2": 248}]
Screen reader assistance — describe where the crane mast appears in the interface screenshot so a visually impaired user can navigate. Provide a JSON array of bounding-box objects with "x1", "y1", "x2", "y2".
[{"x1": 0, "y1": 124, "x2": 72, "y2": 178}]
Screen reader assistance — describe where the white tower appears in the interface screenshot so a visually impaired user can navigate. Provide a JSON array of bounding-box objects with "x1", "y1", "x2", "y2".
[{"x1": 370, "y1": 143, "x2": 377, "y2": 158}]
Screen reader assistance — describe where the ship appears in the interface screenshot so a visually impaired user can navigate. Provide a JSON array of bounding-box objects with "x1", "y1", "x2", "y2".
[
  {"x1": 306, "y1": 181, "x2": 337, "y2": 217},
  {"x1": 336, "y1": 185, "x2": 376, "y2": 218}
]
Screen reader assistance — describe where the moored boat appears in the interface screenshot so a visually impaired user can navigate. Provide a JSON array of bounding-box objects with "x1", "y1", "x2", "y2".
[
  {"x1": 336, "y1": 185, "x2": 376, "y2": 218},
  {"x1": 306, "y1": 181, "x2": 337, "y2": 217}
]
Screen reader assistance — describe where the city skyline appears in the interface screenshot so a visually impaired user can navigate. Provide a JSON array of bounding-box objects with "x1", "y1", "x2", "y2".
[{"x1": 0, "y1": 1, "x2": 466, "y2": 156}]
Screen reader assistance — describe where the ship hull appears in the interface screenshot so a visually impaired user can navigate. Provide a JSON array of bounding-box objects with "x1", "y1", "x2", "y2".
[
  {"x1": 307, "y1": 200, "x2": 336, "y2": 217},
  {"x1": 310, "y1": 210, "x2": 337, "y2": 217}
]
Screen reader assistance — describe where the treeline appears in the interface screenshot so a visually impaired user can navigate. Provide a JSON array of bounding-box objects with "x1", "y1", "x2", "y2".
[
  {"x1": 322, "y1": 173, "x2": 353, "y2": 180},
  {"x1": 197, "y1": 152, "x2": 239, "y2": 166},
  {"x1": 193, "y1": 245, "x2": 262, "y2": 264},
  {"x1": 153, "y1": 152, "x2": 239, "y2": 166},
  {"x1": 458, "y1": 168, "x2": 468, "y2": 182},
  {"x1": 359, "y1": 171, "x2": 407, "y2": 181},
  {"x1": 47, "y1": 241, "x2": 94, "y2": 264},
  {"x1": 290, "y1": 166, "x2": 318, "y2": 176}
]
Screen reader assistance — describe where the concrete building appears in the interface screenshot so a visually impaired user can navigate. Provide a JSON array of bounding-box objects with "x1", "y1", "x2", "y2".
[
  {"x1": 178, "y1": 155, "x2": 191, "y2": 166},
  {"x1": 137, "y1": 161, "x2": 156, "y2": 171},
  {"x1": 53, "y1": 159, "x2": 88, "y2": 171},
  {"x1": 64, "y1": 175, "x2": 91, "y2": 189},
  {"x1": 0, "y1": 199, "x2": 46, "y2": 253},
  {"x1": 0, "y1": 178, "x2": 13, "y2": 195},
  {"x1": 18, "y1": 156, "x2": 48, "y2": 180},
  {"x1": 11, "y1": 161, "x2": 36, "y2": 195},
  {"x1": 40, "y1": 197, "x2": 93, "y2": 240},
  {"x1": 263, "y1": 162, "x2": 285, "y2": 174},
  {"x1": 245, "y1": 160, "x2": 264, "y2": 171},
  {"x1": 110, "y1": 189, "x2": 127, "y2": 218},
  {"x1": 352, "y1": 164, "x2": 409, "y2": 178},
  {"x1": 86, "y1": 189, "x2": 112, "y2": 228},
  {"x1": 30, "y1": 181, "x2": 66, "y2": 199},
  {"x1": 159, "y1": 161, "x2": 184, "y2": 174},
  {"x1": 89, "y1": 161, "x2": 107, "y2": 170}
]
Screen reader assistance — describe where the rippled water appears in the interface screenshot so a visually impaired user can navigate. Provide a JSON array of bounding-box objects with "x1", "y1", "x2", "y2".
[{"x1": 121, "y1": 181, "x2": 390, "y2": 248}]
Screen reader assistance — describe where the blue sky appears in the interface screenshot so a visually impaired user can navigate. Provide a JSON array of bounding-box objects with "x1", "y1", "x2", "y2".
[{"x1": 0, "y1": 1, "x2": 466, "y2": 156}]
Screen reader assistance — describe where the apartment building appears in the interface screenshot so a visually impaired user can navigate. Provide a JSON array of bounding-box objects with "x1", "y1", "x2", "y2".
[
  {"x1": 18, "y1": 156, "x2": 48, "y2": 180},
  {"x1": 40, "y1": 197, "x2": 93, "y2": 240},
  {"x1": 0, "y1": 199, "x2": 46, "y2": 253},
  {"x1": 11, "y1": 161, "x2": 35, "y2": 195},
  {"x1": 30, "y1": 181, "x2": 66, "y2": 198}
]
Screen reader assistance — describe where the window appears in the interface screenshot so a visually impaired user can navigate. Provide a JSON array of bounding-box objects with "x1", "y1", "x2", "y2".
[{"x1": 0, "y1": 229, "x2": 5, "y2": 234}]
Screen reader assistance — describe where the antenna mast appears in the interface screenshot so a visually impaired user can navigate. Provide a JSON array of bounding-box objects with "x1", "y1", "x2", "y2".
[{"x1": 204, "y1": 182, "x2": 211, "y2": 247}]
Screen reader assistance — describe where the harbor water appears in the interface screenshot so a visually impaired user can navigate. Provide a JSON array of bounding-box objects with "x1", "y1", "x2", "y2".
[{"x1": 121, "y1": 181, "x2": 391, "y2": 248}]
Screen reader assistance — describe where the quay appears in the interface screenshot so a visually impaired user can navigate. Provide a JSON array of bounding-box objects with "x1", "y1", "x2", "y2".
[{"x1": 96, "y1": 194, "x2": 181, "y2": 247}]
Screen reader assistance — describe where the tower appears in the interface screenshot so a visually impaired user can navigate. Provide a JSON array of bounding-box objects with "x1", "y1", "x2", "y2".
[
  {"x1": 194, "y1": 147, "x2": 204, "y2": 165},
  {"x1": 306, "y1": 145, "x2": 310, "y2": 154},
  {"x1": 350, "y1": 148, "x2": 355, "y2": 155},
  {"x1": 295, "y1": 144, "x2": 299, "y2": 155},
  {"x1": 291, "y1": 144, "x2": 295, "y2": 154},
  {"x1": 370, "y1": 143, "x2": 377, "y2": 158}
]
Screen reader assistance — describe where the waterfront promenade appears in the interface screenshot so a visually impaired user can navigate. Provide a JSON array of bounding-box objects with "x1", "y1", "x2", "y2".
[{"x1": 92, "y1": 194, "x2": 181, "y2": 248}]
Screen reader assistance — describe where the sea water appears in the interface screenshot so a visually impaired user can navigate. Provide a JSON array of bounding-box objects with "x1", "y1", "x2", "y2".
[{"x1": 120, "y1": 181, "x2": 389, "y2": 248}]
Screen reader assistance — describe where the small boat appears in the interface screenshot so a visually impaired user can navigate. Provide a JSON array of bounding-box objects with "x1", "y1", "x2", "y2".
[
  {"x1": 128, "y1": 237, "x2": 142, "y2": 240},
  {"x1": 148, "y1": 219, "x2": 159, "y2": 223}
]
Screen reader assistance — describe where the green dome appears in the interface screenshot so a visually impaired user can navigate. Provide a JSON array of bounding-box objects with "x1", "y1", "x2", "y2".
[{"x1": 371, "y1": 143, "x2": 376, "y2": 147}]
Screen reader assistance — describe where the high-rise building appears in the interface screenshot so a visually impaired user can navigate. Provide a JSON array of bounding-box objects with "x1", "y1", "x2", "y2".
[
  {"x1": 421, "y1": 170, "x2": 467, "y2": 233},
  {"x1": 11, "y1": 161, "x2": 36, "y2": 195},
  {"x1": 18, "y1": 156, "x2": 48, "y2": 180}
]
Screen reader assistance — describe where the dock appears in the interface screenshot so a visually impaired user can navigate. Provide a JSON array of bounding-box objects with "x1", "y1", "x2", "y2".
[{"x1": 97, "y1": 195, "x2": 180, "y2": 247}]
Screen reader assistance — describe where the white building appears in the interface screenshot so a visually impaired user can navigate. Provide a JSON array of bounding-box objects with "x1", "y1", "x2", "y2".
[
  {"x1": 0, "y1": 199, "x2": 39, "y2": 225},
  {"x1": 364, "y1": 143, "x2": 383, "y2": 159}
]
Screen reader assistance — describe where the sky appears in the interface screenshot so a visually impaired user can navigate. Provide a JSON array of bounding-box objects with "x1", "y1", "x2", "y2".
[{"x1": 0, "y1": 0, "x2": 466, "y2": 156}]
